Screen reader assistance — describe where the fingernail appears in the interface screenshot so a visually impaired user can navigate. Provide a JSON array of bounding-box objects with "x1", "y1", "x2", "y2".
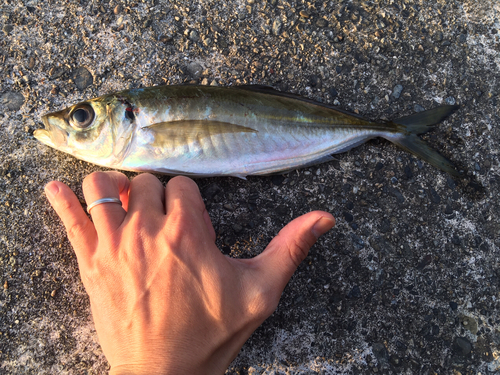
[
  {"x1": 312, "y1": 216, "x2": 336, "y2": 238},
  {"x1": 44, "y1": 182, "x2": 60, "y2": 201}
]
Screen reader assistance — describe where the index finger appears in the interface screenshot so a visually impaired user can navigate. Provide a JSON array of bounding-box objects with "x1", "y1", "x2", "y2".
[{"x1": 45, "y1": 181, "x2": 97, "y2": 269}]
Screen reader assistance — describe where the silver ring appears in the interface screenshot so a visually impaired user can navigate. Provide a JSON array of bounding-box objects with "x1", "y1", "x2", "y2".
[{"x1": 87, "y1": 197, "x2": 122, "y2": 213}]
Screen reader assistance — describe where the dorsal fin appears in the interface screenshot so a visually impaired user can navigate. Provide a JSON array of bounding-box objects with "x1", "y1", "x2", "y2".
[{"x1": 236, "y1": 85, "x2": 370, "y2": 121}]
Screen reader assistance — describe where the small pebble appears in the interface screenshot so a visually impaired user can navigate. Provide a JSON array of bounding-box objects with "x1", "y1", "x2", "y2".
[
  {"x1": 414, "y1": 104, "x2": 425, "y2": 112},
  {"x1": 203, "y1": 183, "x2": 222, "y2": 200},
  {"x1": 445, "y1": 96, "x2": 456, "y2": 105},
  {"x1": 189, "y1": 29, "x2": 199, "y2": 42},
  {"x1": 348, "y1": 285, "x2": 361, "y2": 298},
  {"x1": 72, "y1": 67, "x2": 93, "y2": 90},
  {"x1": 404, "y1": 165, "x2": 413, "y2": 179},
  {"x1": 453, "y1": 337, "x2": 472, "y2": 356},
  {"x1": 28, "y1": 56, "x2": 36, "y2": 69},
  {"x1": 309, "y1": 75, "x2": 321, "y2": 88},
  {"x1": 392, "y1": 84, "x2": 403, "y2": 99},
  {"x1": 2, "y1": 24, "x2": 13, "y2": 35},
  {"x1": 451, "y1": 235, "x2": 461, "y2": 245},
  {"x1": 272, "y1": 18, "x2": 282, "y2": 36},
  {"x1": 1, "y1": 92, "x2": 25, "y2": 111},
  {"x1": 316, "y1": 19, "x2": 327, "y2": 28},
  {"x1": 187, "y1": 62, "x2": 203, "y2": 79},
  {"x1": 299, "y1": 10, "x2": 310, "y2": 18},
  {"x1": 223, "y1": 203, "x2": 234, "y2": 211},
  {"x1": 433, "y1": 31, "x2": 444, "y2": 42},
  {"x1": 271, "y1": 174, "x2": 284, "y2": 186},
  {"x1": 232, "y1": 224, "x2": 243, "y2": 233},
  {"x1": 160, "y1": 35, "x2": 173, "y2": 43},
  {"x1": 343, "y1": 212, "x2": 353, "y2": 222}
]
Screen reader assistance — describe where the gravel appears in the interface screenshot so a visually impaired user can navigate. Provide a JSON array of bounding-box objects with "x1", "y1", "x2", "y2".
[{"x1": 0, "y1": 0, "x2": 499, "y2": 374}]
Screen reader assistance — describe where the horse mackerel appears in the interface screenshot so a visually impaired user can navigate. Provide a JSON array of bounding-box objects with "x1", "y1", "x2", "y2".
[{"x1": 34, "y1": 85, "x2": 461, "y2": 178}]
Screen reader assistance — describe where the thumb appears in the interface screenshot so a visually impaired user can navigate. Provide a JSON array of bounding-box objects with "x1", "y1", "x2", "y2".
[{"x1": 253, "y1": 211, "x2": 335, "y2": 292}]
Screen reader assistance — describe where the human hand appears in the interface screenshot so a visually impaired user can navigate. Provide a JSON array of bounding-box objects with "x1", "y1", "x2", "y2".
[{"x1": 44, "y1": 172, "x2": 335, "y2": 374}]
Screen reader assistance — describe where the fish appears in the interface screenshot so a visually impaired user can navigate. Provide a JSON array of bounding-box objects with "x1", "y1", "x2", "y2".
[{"x1": 34, "y1": 85, "x2": 461, "y2": 178}]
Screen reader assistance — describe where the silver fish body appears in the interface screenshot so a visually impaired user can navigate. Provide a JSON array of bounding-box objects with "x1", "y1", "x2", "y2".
[{"x1": 35, "y1": 85, "x2": 460, "y2": 177}]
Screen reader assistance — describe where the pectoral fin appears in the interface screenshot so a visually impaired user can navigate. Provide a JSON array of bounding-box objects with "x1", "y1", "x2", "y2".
[{"x1": 142, "y1": 120, "x2": 258, "y2": 146}]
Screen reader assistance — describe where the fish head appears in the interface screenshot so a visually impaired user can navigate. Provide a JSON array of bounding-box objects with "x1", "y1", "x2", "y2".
[{"x1": 35, "y1": 96, "x2": 132, "y2": 167}]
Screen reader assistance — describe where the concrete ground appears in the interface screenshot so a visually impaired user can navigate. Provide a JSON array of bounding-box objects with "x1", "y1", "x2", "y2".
[{"x1": 1, "y1": 0, "x2": 499, "y2": 373}]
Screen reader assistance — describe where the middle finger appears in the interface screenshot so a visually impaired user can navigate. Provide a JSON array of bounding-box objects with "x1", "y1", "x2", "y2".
[{"x1": 127, "y1": 173, "x2": 166, "y2": 216}]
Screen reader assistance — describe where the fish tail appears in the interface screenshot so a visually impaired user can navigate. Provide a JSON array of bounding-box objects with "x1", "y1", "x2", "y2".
[{"x1": 385, "y1": 105, "x2": 461, "y2": 177}]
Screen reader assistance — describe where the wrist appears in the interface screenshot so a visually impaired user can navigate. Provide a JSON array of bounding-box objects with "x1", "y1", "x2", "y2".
[
  {"x1": 108, "y1": 357, "x2": 211, "y2": 375},
  {"x1": 108, "y1": 356, "x2": 227, "y2": 375},
  {"x1": 109, "y1": 363, "x2": 171, "y2": 375}
]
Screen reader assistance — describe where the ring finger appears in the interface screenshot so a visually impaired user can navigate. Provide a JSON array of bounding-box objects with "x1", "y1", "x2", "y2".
[{"x1": 82, "y1": 171, "x2": 129, "y2": 235}]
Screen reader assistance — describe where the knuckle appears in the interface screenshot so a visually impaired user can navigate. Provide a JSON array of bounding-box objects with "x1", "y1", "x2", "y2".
[
  {"x1": 127, "y1": 212, "x2": 160, "y2": 239},
  {"x1": 82, "y1": 171, "x2": 107, "y2": 191},
  {"x1": 56, "y1": 190, "x2": 78, "y2": 212},
  {"x1": 81, "y1": 259, "x2": 105, "y2": 292},
  {"x1": 285, "y1": 235, "x2": 311, "y2": 268},
  {"x1": 52, "y1": 190, "x2": 91, "y2": 244},
  {"x1": 66, "y1": 219, "x2": 91, "y2": 244}
]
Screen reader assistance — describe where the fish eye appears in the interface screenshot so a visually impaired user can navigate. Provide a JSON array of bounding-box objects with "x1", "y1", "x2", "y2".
[{"x1": 70, "y1": 105, "x2": 94, "y2": 129}]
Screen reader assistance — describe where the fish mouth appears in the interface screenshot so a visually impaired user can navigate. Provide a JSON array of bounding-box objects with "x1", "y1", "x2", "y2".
[
  {"x1": 34, "y1": 115, "x2": 65, "y2": 148},
  {"x1": 33, "y1": 128, "x2": 53, "y2": 146},
  {"x1": 34, "y1": 116, "x2": 54, "y2": 147}
]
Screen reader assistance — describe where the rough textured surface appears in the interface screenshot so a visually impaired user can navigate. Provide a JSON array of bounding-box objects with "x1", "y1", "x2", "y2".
[{"x1": 0, "y1": 0, "x2": 499, "y2": 374}]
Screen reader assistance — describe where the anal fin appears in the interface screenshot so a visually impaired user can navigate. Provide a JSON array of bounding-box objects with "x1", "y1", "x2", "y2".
[{"x1": 251, "y1": 154, "x2": 334, "y2": 175}]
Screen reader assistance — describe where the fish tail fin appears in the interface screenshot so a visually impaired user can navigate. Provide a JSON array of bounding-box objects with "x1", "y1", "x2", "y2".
[
  {"x1": 394, "y1": 105, "x2": 460, "y2": 134},
  {"x1": 385, "y1": 105, "x2": 461, "y2": 177}
]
